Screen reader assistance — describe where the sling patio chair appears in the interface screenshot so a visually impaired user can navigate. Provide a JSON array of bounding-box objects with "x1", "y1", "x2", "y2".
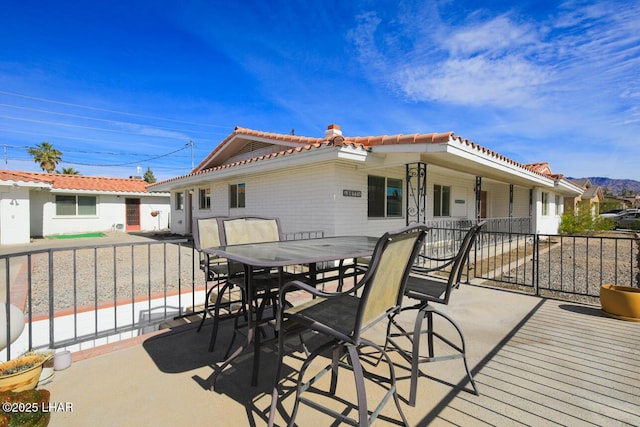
[
  {"x1": 192, "y1": 216, "x2": 246, "y2": 353},
  {"x1": 268, "y1": 224, "x2": 429, "y2": 427},
  {"x1": 218, "y1": 216, "x2": 305, "y2": 356},
  {"x1": 385, "y1": 221, "x2": 486, "y2": 406}
]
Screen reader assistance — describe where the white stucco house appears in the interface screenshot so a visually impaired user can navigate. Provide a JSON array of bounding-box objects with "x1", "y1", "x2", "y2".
[
  {"x1": 0, "y1": 170, "x2": 170, "y2": 245},
  {"x1": 149, "y1": 124, "x2": 583, "y2": 238}
]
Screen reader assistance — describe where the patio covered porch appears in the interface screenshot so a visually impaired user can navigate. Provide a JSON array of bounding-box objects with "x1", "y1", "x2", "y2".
[{"x1": 44, "y1": 283, "x2": 639, "y2": 426}]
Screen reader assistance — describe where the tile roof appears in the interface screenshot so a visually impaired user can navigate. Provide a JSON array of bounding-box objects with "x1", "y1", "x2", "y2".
[
  {"x1": 151, "y1": 125, "x2": 561, "y2": 187},
  {"x1": 0, "y1": 170, "x2": 153, "y2": 193}
]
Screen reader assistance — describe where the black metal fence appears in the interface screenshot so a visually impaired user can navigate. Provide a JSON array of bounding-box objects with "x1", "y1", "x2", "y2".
[
  {"x1": 468, "y1": 231, "x2": 638, "y2": 303},
  {"x1": 2, "y1": 227, "x2": 638, "y2": 361}
]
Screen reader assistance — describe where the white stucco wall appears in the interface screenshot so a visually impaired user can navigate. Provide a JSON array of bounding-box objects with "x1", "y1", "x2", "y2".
[
  {"x1": 176, "y1": 160, "x2": 544, "y2": 239},
  {"x1": 184, "y1": 161, "x2": 407, "y2": 238},
  {"x1": 29, "y1": 192, "x2": 170, "y2": 236},
  {"x1": 0, "y1": 186, "x2": 32, "y2": 244},
  {"x1": 532, "y1": 188, "x2": 564, "y2": 234}
]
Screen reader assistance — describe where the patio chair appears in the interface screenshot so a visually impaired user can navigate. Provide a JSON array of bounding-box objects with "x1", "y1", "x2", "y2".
[
  {"x1": 192, "y1": 216, "x2": 243, "y2": 352},
  {"x1": 386, "y1": 221, "x2": 486, "y2": 406},
  {"x1": 218, "y1": 216, "x2": 296, "y2": 355},
  {"x1": 268, "y1": 224, "x2": 429, "y2": 427}
]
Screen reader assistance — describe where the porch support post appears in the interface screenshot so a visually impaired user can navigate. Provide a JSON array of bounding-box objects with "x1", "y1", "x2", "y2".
[
  {"x1": 529, "y1": 189, "x2": 534, "y2": 233},
  {"x1": 509, "y1": 184, "x2": 514, "y2": 234},
  {"x1": 406, "y1": 162, "x2": 427, "y2": 225},
  {"x1": 475, "y1": 176, "x2": 482, "y2": 223}
]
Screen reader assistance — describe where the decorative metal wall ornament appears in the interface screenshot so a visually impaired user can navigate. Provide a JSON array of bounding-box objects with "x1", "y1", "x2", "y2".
[{"x1": 406, "y1": 162, "x2": 427, "y2": 225}]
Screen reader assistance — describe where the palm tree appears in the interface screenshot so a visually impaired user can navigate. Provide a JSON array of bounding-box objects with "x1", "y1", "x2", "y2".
[
  {"x1": 26, "y1": 142, "x2": 63, "y2": 173},
  {"x1": 55, "y1": 167, "x2": 80, "y2": 175}
]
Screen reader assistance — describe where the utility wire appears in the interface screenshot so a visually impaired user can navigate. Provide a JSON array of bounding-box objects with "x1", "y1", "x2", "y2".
[
  {"x1": 0, "y1": 114, "x2": 193, "y2": 137},
  {"x1": 0, "y1": 90, "x2": 228, "y2": 129},
  {"x1": 60, "y1": 144, "x2": 191, "y2": 167},
  {"x1": 1, "y1": 127, "x2": 220, "y2": 147},
  {"x1": 0, "y1": 103, "x2": 223, "y2": 136}
]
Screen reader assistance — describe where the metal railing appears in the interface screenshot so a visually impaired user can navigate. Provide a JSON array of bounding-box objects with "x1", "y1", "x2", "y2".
[
  {"x1": 1, "y1": 231, "x2": 326, "y2": 361},
  {"x1": 425, "y1": 217, "x2": 531, "y2": 234},
  {"x1": 468, "y1": 230, "x2": 639, "y2": 303},
  {"x1": 1, "y1": 238, "x2": 195, "y2": 360},
  {"x1": 2, "y1": 226, "x2": 638, "y2": 361}
]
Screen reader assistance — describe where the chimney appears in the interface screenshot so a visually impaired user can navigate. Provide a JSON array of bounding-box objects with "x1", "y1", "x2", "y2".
[{"x1": 325, "y1": 124, "x2": 342, "y2": 139}]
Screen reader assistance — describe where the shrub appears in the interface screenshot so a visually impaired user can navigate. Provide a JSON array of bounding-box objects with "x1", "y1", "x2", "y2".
[{"x1": 559, "y1": 209, "x2": 615, "y2": 234}]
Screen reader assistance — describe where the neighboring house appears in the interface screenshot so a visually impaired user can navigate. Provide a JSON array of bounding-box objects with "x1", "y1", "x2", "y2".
[
  {"x1": 0, "y1": 170, "x2": 170, "y2": 245},
  {"x1": 149, "y1": 124, "x2": 583, "y2": 237},
  {"x1": 566, "y1": 178, "x2": 604, "y2": 215}
]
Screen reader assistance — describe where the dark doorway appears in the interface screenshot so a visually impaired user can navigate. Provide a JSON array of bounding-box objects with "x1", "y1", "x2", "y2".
[{"x1": 126, "y1": 198, "x2": 141, "y2": 231}]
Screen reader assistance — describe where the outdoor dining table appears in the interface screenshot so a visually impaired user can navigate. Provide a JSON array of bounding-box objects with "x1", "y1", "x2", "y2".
[{"x1": 204, "y1": 235, "x2": 379, "y2": 387}]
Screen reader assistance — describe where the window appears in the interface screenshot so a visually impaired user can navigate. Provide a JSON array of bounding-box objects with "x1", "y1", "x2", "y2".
[
  {"x1": 230, "y1": 183, "x2": 245, "y2": 208},
  {"x1": 175, "y1": 192, "x2": 184, "y2": 210},
  {"x1": 55, "y1": 195, "x2": 97, "y2": 216},
  {"x1": 542, "y1": 192, "x2": 549, "y2": 216},
  {"x1": 368, "y1": 175, "x2": 403, "y2": 218},
  {"x1": 555, "y1": 195, "x2": 562, "y2": 216},
  {"x1": 199, "y1": 188, "x2": 211, "y2": 210},
  {"x1": 433, "y1": 184, "x2": 451, "y2": 217}
]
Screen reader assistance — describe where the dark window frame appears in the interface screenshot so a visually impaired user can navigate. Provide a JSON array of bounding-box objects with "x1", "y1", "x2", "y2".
[
  {"x1": 433, "y1": 184, "x2": 451, "y2": 217},
  {"x1": 230, "y1": 183, "x2": 246, "y2": 208},
  {"x1": 199, "y1": 188, "x2": 211, "y2": 210},
  {"x1": 367, "y1": 175, "x2": 403, "y2": 218}
]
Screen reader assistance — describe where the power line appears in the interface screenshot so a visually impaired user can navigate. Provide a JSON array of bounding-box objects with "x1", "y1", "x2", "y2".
[
  {"x1": 0, "y1": 127, "x2": 220, "y2": 147},
  {"x1": 0, "y1": 114, "x2": 193, "y2": 138},
  {"x1": 0, "y1": 103, "x2": 223, "y2": 137},
  {"x1": 53, "y1": 144, "x2": 192, "y2": 167},
  {"x1": 0, "y1": 90, "x2": 229, "y2": 129}
]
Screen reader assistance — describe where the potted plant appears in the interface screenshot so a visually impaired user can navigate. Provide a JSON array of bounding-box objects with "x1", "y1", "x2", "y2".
[
  {"x1": 0, "y1": 388, "x2": 50, "y2": 426},
  {"x1": 600, "y1": 238, "x2": 640, "y2": 322},
  {"x1": 600, "y1": 284, "x2": 640, "y2": 321},
  {"x1": 0, "y1": 353, "x2": 48, "y2": 393}
]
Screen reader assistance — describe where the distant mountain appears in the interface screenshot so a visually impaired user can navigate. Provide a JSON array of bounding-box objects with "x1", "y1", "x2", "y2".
[{"x1": 569, "y1": 177, "x2": 640, "y2": 196}]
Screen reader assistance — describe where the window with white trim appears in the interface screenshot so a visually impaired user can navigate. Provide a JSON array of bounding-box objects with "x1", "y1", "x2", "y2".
[
  {"x1": 55, "y1": 195, "x2": 97, "y2": 216},
  {"x1": 230, "y1": 183, "x2": 245, "y2": 208},
  {"x1": 542, "y1": 192, "x2": 549, "y2": 216},
  {"x1": 367, "y1": 175, "x2": 403, "y2": 218},
  {"x1": 199, "y1": 188, "x2": 211, "y2": 210},
  {"x1": 433, "y1": 184, "x2": 451, "y2": 217},
  {"x1": 175, "y1": 192, "x2": 184, "y2": 210}
]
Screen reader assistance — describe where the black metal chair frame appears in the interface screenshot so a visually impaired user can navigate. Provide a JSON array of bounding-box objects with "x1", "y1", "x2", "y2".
[
  {"x1": 268, "y1": 224, "x2": 429, "y2": 427},
  {"x1": 193, "y1": 216, "x2": 248, "y2": 353},
  {"x1": 216, "y1": 216, "x2": 296, "y2": 357},
  {"x1": 385, "y1": 221, "x2": 486, "y2": 406}
]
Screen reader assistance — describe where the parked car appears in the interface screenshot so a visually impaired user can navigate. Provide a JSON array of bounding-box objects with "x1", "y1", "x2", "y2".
[
  {"x1": 599, "y1": 209, "x2": 626, "y2": 218},
  {"x1": 614, "y1": 211, "x2": 640, "y2": 230}
]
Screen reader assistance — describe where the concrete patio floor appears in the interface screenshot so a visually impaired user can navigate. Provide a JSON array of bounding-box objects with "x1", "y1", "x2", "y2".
[{"x1": 43, "y1": 284, "x2": 640, "y2": 426}]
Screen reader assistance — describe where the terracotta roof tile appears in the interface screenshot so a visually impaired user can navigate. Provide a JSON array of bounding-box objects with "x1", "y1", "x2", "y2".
[
  {"x1": 151, "y1": 125, "x2": 556, "y2": 187},
  {"x1": 0, "y1": 170, "x2": 152, "y2": 193}
]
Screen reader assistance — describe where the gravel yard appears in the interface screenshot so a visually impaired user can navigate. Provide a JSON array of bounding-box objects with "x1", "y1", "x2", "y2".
[
  {"x1": 24, "y1": 240, "x2": 206, "y2": 316},
  {"x1": 478, "y1": 232, "x2": 639, "y2": 303},
  {"x1": 10, "y1": 231, "x2": 640, "y2": 317}
]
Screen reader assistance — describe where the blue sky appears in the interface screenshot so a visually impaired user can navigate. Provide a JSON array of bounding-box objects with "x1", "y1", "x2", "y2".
[{"x1": 1, "y1": 0, "x2": 639, "y2": 181}]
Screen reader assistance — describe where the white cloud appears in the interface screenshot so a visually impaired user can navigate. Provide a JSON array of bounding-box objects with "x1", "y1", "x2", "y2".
[
  {"x1": 441, "y1": 15, "x2": 537, "y2": 57},
  {"x1": 349, "y1": 8, "x2": 551, "y2": 108},
  {"x1": 396, "y1": 55, "x2": 550, "y2": 107}
]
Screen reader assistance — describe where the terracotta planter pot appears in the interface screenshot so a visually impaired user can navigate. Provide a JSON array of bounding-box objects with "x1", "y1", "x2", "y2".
[{"x1": 600, "y1": 284, "x2": 640, "y2": 322}]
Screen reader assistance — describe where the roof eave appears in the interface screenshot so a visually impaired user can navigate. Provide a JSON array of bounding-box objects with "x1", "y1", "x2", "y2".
[{"x1": 150, "y1": 145, "x2": 365, "y2": 191}]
